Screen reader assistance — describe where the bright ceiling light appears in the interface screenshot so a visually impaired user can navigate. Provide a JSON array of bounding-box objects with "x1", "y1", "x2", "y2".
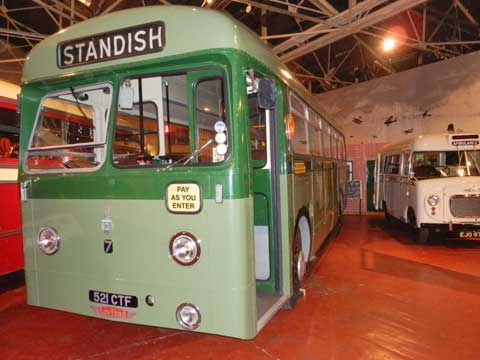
[
  {"x1": 382, "y1": 37, "x2": 396, "y2": 52},
  {"x1": 77, "y1": 0, "x2": 91, "y2": 7}
]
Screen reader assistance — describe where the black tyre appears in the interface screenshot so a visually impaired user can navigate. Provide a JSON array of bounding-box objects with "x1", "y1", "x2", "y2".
[
  {"x1": 409, "y1": 212, "x2": 429, "y2": 244},
  {"x1": 417, "y1": 227, "x2": 430, "y2": 244},
  {"x1": 383, "y1": 201, "x2": 391, "y2": 224}
]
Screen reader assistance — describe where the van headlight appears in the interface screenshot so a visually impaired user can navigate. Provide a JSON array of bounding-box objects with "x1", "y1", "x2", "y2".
[
  {"x1": 427, "y1": 195, "x2": 440, "y2": 206},
  {"x1": 37, "y1": 226, "x2": 60, "y2": 255},
  {"x1": 169, "y1": 232, "x2": 201, "y2": 266}
]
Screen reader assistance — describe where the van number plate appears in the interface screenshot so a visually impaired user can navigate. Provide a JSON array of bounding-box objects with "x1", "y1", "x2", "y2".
[
  {"x1": 89, "y1": 290, "x2": 138, "y2": 308},
  {"x1": 459, "y1": 231, "x2": 480, "y2": 240}
]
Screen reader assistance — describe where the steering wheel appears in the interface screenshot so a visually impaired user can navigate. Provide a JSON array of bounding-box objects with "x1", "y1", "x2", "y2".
[{"x1": 436, "y1": 165, "x2": 450, "y2": 176}]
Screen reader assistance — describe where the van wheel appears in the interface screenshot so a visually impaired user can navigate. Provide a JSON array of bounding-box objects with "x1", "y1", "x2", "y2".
[
  {"x1": 409, "y1": 213, "x2": 429, "y2": 244},
  {"x1": 283, "y1": 223, "x2": 307, "y2": 309},
  {"x1": 417, "y1": 228, "x2": 430, "y2": 244},
  {"x1": 382, "y1": 201, "x2": 391, "y2": 223}
]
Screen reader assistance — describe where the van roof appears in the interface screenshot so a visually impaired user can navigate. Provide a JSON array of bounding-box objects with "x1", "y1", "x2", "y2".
[{"x1": 382, "y1": 132, "x2": 480, "y2": 153}]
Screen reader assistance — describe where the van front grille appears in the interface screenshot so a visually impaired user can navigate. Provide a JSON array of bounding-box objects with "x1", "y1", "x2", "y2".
[{"x1": 450, "y1": 195, "x2": 480, "y2": 218}]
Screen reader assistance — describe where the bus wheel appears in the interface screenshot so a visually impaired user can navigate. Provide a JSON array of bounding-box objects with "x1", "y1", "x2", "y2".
[{"x1": 283, "y1": 224, "x2": 307, "y2": 310}]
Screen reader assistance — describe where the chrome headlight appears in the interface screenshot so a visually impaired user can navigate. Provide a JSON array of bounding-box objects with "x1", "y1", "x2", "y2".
[
  {"x1": 169, "y1": 232, "x2": 201, "y2": 266},
  {"x1": 427, "y1": 195, "x2": 440, "y2": 206},
  {"x1": 176, "y1": 303, "x2": 201, "y2": 330},
  {"x1": 37, "y1": 226, "x2": 60, "y2": 255}
]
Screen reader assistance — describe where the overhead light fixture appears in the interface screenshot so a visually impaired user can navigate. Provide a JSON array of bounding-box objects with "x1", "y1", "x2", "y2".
[
  {"x1": 382, "y1": 37, "x2": 396, "y2": 52},
  {"x1": 201, "y1": 0, "x2": 215, "y2": 6},
  {"x1": 77, "y1": 0, "x2": 92, "y2": 7}
]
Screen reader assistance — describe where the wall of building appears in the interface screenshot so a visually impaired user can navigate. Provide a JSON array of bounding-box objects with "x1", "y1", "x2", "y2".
[{"x1": 315, "y1": 50, "x2": 480, "y2": 214}]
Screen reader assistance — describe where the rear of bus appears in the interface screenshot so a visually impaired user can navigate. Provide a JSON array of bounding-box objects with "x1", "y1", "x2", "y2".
[{"x1": 17, "y1": 7, "x2": 287, "y2": 339}]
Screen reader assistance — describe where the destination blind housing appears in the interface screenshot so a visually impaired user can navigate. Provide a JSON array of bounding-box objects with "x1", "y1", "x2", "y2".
[{"x1": 57, "y1": 21, "x2": 165, "y2": 68}]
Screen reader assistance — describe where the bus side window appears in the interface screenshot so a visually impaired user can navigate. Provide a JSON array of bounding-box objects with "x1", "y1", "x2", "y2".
[
  {"x1": 290, "y1": 93, "x2": 309, "y2": 155},
  {"x1": 195, "y1": 77, "x2": 227, "y2": 164}
]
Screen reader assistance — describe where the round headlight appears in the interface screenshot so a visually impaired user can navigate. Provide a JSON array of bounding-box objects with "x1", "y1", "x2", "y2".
[
  {"x1": 176, "y1": 303, "x2": 201, "y2": 330},
  {"x1": 427, "y1": 195, "x2": 440, "y2": 206},
  {"x1": 37, "y1": 226, "x2": 60, "y2": 255},
  {"x1": 169, "y1": 232, "x2": 201, "y2": 266}
]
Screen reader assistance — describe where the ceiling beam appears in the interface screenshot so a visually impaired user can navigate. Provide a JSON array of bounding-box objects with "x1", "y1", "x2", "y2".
[
  {"x1": 454, "y1": 0, "x2": 478, "y2": 26},
  {"x1": 101, "y1": 0, "x2": 125, "y2": 15},
  {"x1": 0, "y1": 28, "x2": 46, "y2": 41},
  {"x1": 308, "y1": 0, "x2": 338, "y2": 16},
  {"x1": 278, "y1": 0, "x2": 428, "y2": 63},
  {"x1": 273, "y1": 0, "x2": 390, "y2": 55},
  {"x1": 230, "y1": 0, "x2": 328, "y2": 24},
  {"x1": 51, "y1": 0, "x2": 89, "y2": 21},
  {"x1": 353, "y1": 35, "x2": 394, "y2": 74}
]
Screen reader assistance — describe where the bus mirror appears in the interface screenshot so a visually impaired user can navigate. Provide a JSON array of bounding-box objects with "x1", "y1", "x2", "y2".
[
  {"x1": 257, "y1": 78, "x2": 276, "y2": 110},
  {"x1": 119, "y1": 83, "x2": 134, "y2": 110}
]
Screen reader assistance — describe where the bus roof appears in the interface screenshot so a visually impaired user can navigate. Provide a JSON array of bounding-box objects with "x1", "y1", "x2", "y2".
[
  {"x1": 381, "y1": 132, "x2": 480, "y2": 153},
  {"x1": 23, "y1": 6, "x2": 290, "y2": 85},
  {"x1": 22, "y1": 6, "x2": 343, "y2": 135}
]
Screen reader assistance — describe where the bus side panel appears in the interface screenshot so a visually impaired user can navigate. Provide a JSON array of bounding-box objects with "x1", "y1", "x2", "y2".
[
  {"x1": 290, "y1": 162, "x2": 313, "y2": 255},
  {"x1": 22, "y1": 198, "x2": 257, "y2": 339}
]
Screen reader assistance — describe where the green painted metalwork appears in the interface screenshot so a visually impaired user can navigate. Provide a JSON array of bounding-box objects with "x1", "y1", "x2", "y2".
[{"x1": 19, "y1": 5, "x2": 345, "y2": 339}]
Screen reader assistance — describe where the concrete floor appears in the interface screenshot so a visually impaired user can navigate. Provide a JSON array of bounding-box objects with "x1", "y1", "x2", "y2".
[{"x1": 1, "y1": 214, "x2": 479, "y2": 359}]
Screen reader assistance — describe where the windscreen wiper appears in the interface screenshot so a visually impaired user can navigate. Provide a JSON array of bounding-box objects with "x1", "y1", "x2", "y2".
[
  {"x1": 70, "y1": 87, "x2": 94, "y2": 128},
  {"x1": 165, "y1": 138, "x2": 214, "y2": 169}
]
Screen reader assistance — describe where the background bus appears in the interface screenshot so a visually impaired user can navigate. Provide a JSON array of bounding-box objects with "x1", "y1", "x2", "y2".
[
  {"x1": 0, "y1": 80, "x2": 23, "y2": 281},
  {"x1": 19, "y1": 6, "x2": 345, "y2": 339},
  {"x1": 376, "y1": 132, "x2": 480, "y2": 243}
]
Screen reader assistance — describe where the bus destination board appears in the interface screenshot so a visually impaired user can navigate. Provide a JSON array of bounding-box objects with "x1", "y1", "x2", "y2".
[{"x1": 57, "y1": 21, "x2": 165, "y2": 68}]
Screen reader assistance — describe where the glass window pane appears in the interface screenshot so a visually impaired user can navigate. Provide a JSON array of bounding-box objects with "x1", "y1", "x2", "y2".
[
  {"x1": 248, "y1": 93, "x2": 267, "y2": 161},
  {"x1": 195, "y1": 78, "x2": 227, "y2": 164},
  {"x1": 113, "y1": 72, "x2": 228, "y2": 168},
  {"x1": 26, "y1": 84, "x2": 112, "y2": 171},
  {"x1": 163, "y1": 75, "x2": 189, "y2": 157},
  {"x1": 0, "y1": 107, "x2": 19, "y2": 159}
]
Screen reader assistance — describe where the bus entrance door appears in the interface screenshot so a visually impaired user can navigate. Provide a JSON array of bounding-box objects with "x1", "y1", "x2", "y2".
[{"x1": 246, "y1": 75, "x2": 284, "y2": 327}]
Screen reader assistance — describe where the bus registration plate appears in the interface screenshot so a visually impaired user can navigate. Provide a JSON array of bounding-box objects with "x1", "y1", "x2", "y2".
[
  {"x1": 459, "y1": 231, "x2": 480, "y2": 240},
  {"x1": 89, "y1": 290, "x2": 138, "y2": 308}
]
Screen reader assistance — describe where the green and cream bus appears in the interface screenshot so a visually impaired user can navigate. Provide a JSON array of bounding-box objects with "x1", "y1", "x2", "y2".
[{"x1": 19, "y1": 6, "x2": 346, "y2": 339}]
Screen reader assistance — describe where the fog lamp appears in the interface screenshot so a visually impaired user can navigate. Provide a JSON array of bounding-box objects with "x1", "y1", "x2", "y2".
[
  {"x1": 176, "y1": 303, "x2": 201, "y2": 330},
  {"x1": 37, "y1": 226, "x2": 60, "y2": 255},
  {"x1": 169, "y1": 232, "x2": 201, "y2": 266},
  {"x1": 427, "y1": 195, "x2": 440, "y2": 206}
]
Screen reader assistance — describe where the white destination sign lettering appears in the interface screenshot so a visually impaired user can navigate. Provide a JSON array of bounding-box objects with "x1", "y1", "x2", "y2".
[
  {"x1": 452, "y1": 140, "x2": 479, "y2": 146},
  {"x1": 57, "y1": 21, "x2": 165, "y2": 68},
  {"x1": 166, "y1": 183, "x2": 201, "y2": 214}
]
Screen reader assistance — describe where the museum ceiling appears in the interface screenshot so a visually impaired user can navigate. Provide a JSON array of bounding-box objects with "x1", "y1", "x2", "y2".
[{"x1": 1, "y1": 0, "x2": 479, "y2": 93}]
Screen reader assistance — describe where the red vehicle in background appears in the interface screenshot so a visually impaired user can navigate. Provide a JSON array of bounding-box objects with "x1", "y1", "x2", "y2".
[{"x1": 0, "y1": 80, "x2": 23, "y2": 287}]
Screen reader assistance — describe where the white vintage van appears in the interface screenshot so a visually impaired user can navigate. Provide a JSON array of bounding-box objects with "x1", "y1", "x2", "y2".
[{"x1": 376, "y1": 132, "x2": 480, "y2": 243}]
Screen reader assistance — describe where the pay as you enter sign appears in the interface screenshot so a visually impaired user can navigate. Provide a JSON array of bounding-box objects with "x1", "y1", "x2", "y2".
[{"x1": 166, "y1": 183, "x2": 202, "y2": 214}]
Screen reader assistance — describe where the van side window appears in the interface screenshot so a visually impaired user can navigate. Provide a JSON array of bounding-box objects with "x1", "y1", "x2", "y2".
[
  {"x1": 402, "y1": 153, "x2": 410, "y2": 175},
  {"x1": 385, "y1": 154, "x2": 400, "y2": 174}
]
